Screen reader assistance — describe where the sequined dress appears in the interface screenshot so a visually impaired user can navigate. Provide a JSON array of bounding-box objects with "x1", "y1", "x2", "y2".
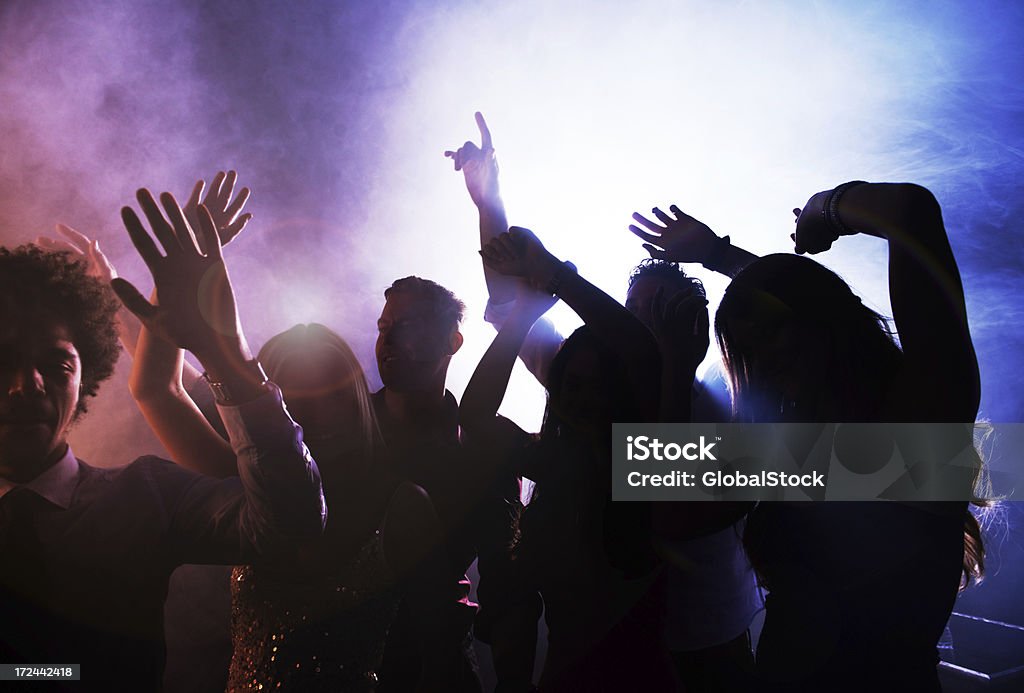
[{"x1": 226, "y1": 524, "x2": 402, "y2": 692}]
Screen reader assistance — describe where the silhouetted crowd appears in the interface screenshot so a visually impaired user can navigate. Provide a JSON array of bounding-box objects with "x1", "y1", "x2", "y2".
[{"x1": 0, "y1": 114, "x2": 986, "y2": 692}]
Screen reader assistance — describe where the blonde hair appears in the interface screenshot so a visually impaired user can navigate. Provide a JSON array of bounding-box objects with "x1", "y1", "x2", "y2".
[{"x1": 258, "y1": 323, "x2": 381, "y2": 458}]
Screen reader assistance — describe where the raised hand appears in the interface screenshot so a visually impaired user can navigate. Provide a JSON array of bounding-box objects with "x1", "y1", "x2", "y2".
[
  {"x1": 112, "y1": 189, "x2": 248, "y2": 364},
  {"x1": 480, "y1": 226, "x2": 560, "y2": 289},
  {"x1": 183, "y1": 170, "x2": 252, "y2": 248},
  {"x1": 629, "y1": 205, "x2": 719, "y2": 264},
  {"x1": 651, "y1": 287, "x2": 710, "y2": 377},
  {"x1": 444, "y1": 112, "x2": 500, "y2": 208},
  {"x1": 791, "y1": 190, "x2": 840, "y2": 254},
  {"x1": 36, "y1": 223, "x2": 119, "y2": 282}
]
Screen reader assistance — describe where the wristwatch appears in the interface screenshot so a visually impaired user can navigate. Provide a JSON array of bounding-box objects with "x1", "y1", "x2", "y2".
[{"x1": 202, "y1": 360, "x2": 269, "y2": 405}]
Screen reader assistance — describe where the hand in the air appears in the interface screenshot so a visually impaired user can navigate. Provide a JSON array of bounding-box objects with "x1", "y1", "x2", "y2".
[
  {"x1": 791, "y1": 190, "x2": 839, "y2": 255},
  {"x1": 112, "y1": 189, "x2": 246, "y2": 362},
  {"x1": 445, "y1": 112, "x2": 500, "y2": 208},
  {"x1": 183, "y1": 170, "x2": 252, "y2": 247},
  {"x1": 480, "y1": 226, "x2": 559, "y2": 290},
  {"x1": 36, "y1": 223, "x2": 119, "y2": 283},
  {"x1": 629, "y1": 205, "x2": 719, "y2": 264}
]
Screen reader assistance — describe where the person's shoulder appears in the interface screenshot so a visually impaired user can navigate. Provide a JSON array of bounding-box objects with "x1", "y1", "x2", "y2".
[
  {"x1": 71, "y1": 455, "x2": 208, "y2": 511},
  {"x1": 98, "y1": 455, "x2": 208, "y2": 493}
]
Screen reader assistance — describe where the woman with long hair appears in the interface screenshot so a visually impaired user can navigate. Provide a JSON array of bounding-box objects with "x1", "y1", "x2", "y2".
[
  {"x1": 131, "y1": 318, "x2": 453, "y2": 692},
  {"x1": 462, "y1": 226, "x2": 678, "y2": 691},
  {"x1": 712, "y1": 182, "x2": 985, "y2": 690},
  {"x1": 111, "y1": 177, "x2": 452, "y2": 691}
]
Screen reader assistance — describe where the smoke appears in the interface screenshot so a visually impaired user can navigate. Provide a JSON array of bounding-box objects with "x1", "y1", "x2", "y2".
[
  {"x1": 3, "y1": 0, "x2": 1021, "y2": 450},
  {"x1": 2, "y1": 0, "x2": 1023, "y2": 679}
]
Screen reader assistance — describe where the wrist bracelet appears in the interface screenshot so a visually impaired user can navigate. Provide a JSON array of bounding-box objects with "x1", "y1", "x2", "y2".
[
  {"x1": 704, "y1": 235, "x2": 731, "y2": 272},
  {"x1": 203, "y1": 360, "x2": 269, "y2": 404},
  {"x1": 824, "y1": 181, "x2": 868, "y2": 237},
  {"x1": 544, "y1": 261, "x2": 577, "y2": 296}
]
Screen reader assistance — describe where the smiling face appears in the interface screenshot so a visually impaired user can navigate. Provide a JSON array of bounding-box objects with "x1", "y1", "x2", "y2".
[
  {"x1": 375, "y1": 291, "x2": 460, "y2": 394},
  {"x1": 0, "y1": 317, "x2": 81, "y2": 481}
]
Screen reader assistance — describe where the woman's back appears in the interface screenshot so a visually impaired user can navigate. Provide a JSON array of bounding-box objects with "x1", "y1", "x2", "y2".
[{"x1": 747, "y1": 501, "x2": 963, "y2": 690}]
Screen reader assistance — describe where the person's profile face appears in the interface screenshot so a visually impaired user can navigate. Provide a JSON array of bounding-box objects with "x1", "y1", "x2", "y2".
[
  {"x1": 375, "y1": 292, "x2": 451, "y2": 392},
  {"x1": 0, "y1": 319, "x2": 81, "y2": 480}
]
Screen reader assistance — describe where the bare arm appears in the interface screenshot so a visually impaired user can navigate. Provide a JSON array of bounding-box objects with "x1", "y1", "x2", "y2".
[
  {"x1": 482, "y1": 227, "x2": 660, "y2": 412},
  {"x1": 113, "y1": 188, "x2": 325, "y2": 547},
  {"x1": 126, "y1": 172, "x2": 253, "y2": 476},
  {"x1": 130, "y1": 302, "x2": 237, "y2": 477},
  {"x1": 460, "y1": 285, "x2": 557, "y2": 436},
  {"x1": 446, "y1": 112, "x2": 519, "y2": 304},
  {"x1": 447, "y1": 113, "x2": 565, "y2": 389},
  {"x1": 794, "y1": 182, "x2": 980, "y2": 422}
]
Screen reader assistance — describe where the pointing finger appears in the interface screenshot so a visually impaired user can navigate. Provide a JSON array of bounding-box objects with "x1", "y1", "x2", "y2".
[{"x1": 476, "y1": 111, "x2": 493, "y2": 151}]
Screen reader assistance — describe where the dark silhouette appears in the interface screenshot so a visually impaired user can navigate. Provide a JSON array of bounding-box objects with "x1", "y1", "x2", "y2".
[
  {"x1": 373, "y1": 276, "x2": 531, "y2": 693},
  {"x1": 120, "y1": 180, "x2": 455, "y2": 692},
  {"x1": 714, "y1": 182, "x2": 985, "y2": 691},
  {"x1": 0, "y1": 188, "x2": 325, "y2": 691},
  {"x1": 463, "y1": 225, "x2": 676, "y2": 691}
]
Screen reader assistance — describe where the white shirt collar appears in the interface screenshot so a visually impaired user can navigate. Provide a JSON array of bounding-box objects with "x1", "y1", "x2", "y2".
[{"x1": 0, "y1": 445, "x2": 80, "y2": 508}]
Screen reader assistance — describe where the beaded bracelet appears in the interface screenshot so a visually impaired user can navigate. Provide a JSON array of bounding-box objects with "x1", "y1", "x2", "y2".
[{"x1": 823, "y1": 180, "x2": 868, "y2": 237}]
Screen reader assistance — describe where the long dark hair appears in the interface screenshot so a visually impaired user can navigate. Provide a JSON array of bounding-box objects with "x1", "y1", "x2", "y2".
[
  {"x1": 715, "y1": 254, "x2": 902, "y2": 423},
  {"x1": 716, "y1": 254, "x2": 985, "y2": 587}
]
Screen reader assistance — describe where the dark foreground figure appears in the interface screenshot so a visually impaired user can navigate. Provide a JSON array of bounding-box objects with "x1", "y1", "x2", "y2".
[{"x1": 0, "y1": 192, "x2": 326, "y2": 691}]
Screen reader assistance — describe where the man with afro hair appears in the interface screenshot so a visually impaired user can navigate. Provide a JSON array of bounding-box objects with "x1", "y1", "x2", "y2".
[{"x1": 0, "y1": 191, "x2": 326, "y2": 691}]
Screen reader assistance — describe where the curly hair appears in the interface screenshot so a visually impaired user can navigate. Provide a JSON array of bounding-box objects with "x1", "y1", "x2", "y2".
[
  {"x1": 0, "y1": 245, "x2": 121, "y2": 415},
  {"x1": 627, "y1": 258, "x2": 706, "y2": 299},
  {"x1": 383, "y1": 276, "x2": 466, "y2": 335}
]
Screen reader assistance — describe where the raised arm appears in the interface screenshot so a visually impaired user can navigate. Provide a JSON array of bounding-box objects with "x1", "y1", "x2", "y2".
[
  {"x1": 128, "y1": 172, "x2": 252, "y2": 477},
  {"x1": 482, "y1": 226, "x2": 659, "y2": 411},
  {"x1": 447, "y1": 114, "x2": 565, "y2": 387},
  {"x1": 460, "y1": 283, "x2": 557, "y2": 436},
  {"x1": 793, "y1": 182, "x2": 980, "y2": 422},
  {"x1": 629, "y1": 204, "x2": 758, "y2": 278},
  {"x1": 446, "y1": 112, "x2": 516, "y2": 304},
  {"x1": 112, "y1": 188, "x2": 324, "y2": 548}
]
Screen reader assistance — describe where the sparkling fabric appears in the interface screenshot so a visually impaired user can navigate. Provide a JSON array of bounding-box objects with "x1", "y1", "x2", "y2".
[{"x1": 226, "y1": 529, "x2": 401, "y2": 692}]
